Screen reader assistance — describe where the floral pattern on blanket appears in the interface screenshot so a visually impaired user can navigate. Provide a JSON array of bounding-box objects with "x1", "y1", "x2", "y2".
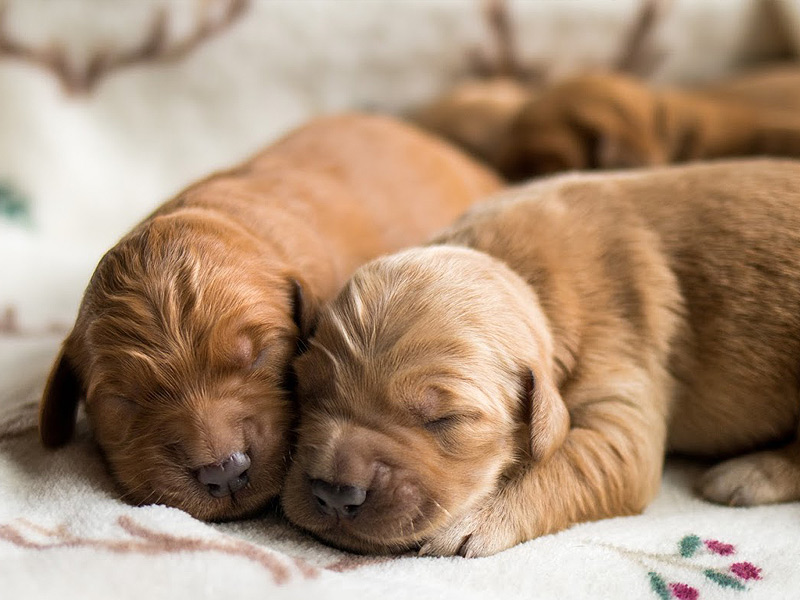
[
  {"x1": 595, "y1": 534, "x2": 762, "y2": 599},
  {"x1": 0, "y1": 395, "x2": 783, "y2": 594}
]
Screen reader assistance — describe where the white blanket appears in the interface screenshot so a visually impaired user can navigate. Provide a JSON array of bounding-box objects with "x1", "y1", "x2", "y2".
[
  {"x1": 2, "y1": 338, "x2": 798, "y2": 599},
  {"x1": 2, "y1": 1, "x2": 800, "y2": 598}
]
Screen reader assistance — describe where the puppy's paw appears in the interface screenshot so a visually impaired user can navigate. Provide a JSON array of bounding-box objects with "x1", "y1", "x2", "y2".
[
  {"x1": 418, "y1": 502, "x2": 521, "y2": 558},
  {"x1": 417, "y1": 517, "x2": 474, "y2": 557},
  {"x1": 698, "y1": 451, "x2": 800, "y2": 506}
]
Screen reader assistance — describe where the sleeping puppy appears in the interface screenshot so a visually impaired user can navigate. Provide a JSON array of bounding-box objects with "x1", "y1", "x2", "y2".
[
  {"x1": 39, "y1": 113, "x2": 502, "y2": 521},
  {"x1": 505, "y1": 69, "x2": 800, "y2": 178},
  {"x1": 282, "y1": 159, "x2": 800, "y2": 556},
  {"x1": 416, "y1": 67, "x2": 800, "y2": 179},
  {"x1": 413, "y1": 77, "x2": 530, "y2": 174}
]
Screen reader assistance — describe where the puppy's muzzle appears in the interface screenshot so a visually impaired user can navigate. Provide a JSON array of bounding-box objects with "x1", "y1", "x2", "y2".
[
  {"x1": 310, "y1": 479, "x2": 368, "y2": 518},
  {"x1": 196, "y1": 451, "x2": 251, "y2": 497}
]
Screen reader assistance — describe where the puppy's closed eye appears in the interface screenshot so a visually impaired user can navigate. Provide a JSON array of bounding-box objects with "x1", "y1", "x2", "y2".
[
  {"x1": 422, "y1": 411, "x2": 484, "y2": 434},
  {"x1": 93, "y1": 395, "x2": 139, "y2": 445},
  {"x1": 250, "y1": 347, "x2": 269, "y2": 370},
  {"x1": 423, "y1": 414, "x2": 462, "y2": 433},
  {"x1": 98, "y1": 395, "x2": 139, "y2": 415}
]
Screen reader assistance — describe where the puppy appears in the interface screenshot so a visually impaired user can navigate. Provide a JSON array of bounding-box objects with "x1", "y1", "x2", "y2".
[
  {"x1": 39, "y1": 113, "x2": 502, "y2": 521},
  {"x1": 416, "y1": 67, "x2": 800, "y2": 179},
  {"x1": 412, "y1": 77, "x2": 530, "y2": 173},
  {"x1": 282, "y1": 159, "x2": 800, "y2": 556},
  {"x1": 505, "y1": 69, "x2": 800, "y2": 178}
]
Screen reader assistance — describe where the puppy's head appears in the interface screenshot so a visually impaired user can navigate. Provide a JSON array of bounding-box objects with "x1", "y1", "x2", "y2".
[
  {"x1": 413, "y1": 78, "x2": 530, "y2": 168},
  {"x1": 282, "y1": 246, "x2": 568, "y2": 553},
  {"x1": 505, "y1": 73, "x2": 667, "y2": 179},
  {"x1": 40, "y1": 210, "x2": 316, "y2": 520}
]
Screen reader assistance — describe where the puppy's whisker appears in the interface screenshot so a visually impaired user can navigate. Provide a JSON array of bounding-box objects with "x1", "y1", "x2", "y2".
[
  {"x1": 136, "y1": 489, "x2": 157, "y2": 506},
  {"x1": 431, "y1": 499, "x2": 452, "y2": 520},
  {"x1": 118, "y1": 479, "x2": 152, "y2": 501}
]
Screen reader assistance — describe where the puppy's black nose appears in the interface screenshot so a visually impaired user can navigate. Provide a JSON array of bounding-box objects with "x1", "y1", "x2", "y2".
[
  {"x1": 310, "y1": 479, "x2": 367, "y2": 518},
  {"x1": 197, "y1": 452, "x2": 251, "y2": 497}
]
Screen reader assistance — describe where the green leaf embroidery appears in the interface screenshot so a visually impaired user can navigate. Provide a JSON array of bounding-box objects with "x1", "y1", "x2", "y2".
[
  {"x1": 703, "y1": 569, "x2": 746, "y2": 590},
  {"x1": 679, "y1": 534, "x2": 702, "y2": 558},
  {"x1": 0, "y1": 181, "x2": 32, "y2": 226},
  {"x1": 648, "y1": 572, "x2": 671, "y2": 600}
]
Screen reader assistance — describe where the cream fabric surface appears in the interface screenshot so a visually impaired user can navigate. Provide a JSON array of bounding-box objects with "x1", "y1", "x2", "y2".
[
  {"x1": 1, "y1": 1, "x2": 799, "y2": 598},
  {"x1": 2, "y1": 337, "x2": 798, "y2": 599}
]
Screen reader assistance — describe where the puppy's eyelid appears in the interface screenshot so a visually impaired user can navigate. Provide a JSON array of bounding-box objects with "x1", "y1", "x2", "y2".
[
  {"x1": 423, "y1": 409, "x2": 483, "y2": 431},
  {"x1": 95, "y1": 394, "x2": 141, "y2": 415},
  {"x1": 250, "y1": 348, "x2": 269, "y2": 370},
  {"x1": 423, "y1": 414, "x2": 462, "y2": 432}
]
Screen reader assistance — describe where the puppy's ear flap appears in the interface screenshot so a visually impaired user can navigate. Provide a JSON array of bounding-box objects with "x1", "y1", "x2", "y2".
[
  {"x1": 39, "y1": 341, "x2": 83, "y2": 448},
  {"x1": 523, "y1": 366, "x2": 569, "y2": 462},
  {"x1": 289, "y1": 277, "x2": 319, "y2": 344}
]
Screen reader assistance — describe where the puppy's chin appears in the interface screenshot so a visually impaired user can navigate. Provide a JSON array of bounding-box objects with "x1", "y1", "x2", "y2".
[
  {"x1": 97, "y1": 396, "x2": 294, "y2": 521},
  {"x1": 110, "y1": 444, "x2": 288, "y2": 521},
  {"x1": 280, "y1": 468, "x2": 440, "y2": 554},
  {"x1": 281, "y1": 454, "x2": 500, "y2": 555}
]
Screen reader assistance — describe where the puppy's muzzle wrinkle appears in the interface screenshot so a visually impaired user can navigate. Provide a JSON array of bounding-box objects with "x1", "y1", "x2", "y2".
[
  {"x1": 196, "y1": 451, "x2": 251, "y2": 497},
  {"x1": 310, "y1": 479, "x2": 368, "y2": 518}
]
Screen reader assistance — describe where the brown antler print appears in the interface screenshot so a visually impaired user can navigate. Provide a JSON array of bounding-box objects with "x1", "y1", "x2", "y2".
[
  {"x1": 0, "y1": 0, "x2": 249, "y2": 95},
  {"x1": 468, "y1": 0, "x2": 546, "y2": 84},
  {"x1": 0, "y1": 306, "x2": 67, "y2": 338},
  {"x1": 0, "y1": 515, "x2": 316, "y2": 584},
  {"x1": 613, "y1": 0, "x2": 671, "y2": 76}
]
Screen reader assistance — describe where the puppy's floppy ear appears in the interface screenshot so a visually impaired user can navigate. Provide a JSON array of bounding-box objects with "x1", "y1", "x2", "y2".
[
  {"x1": 289, "y1": 277, "x2": 319, "y2": 344},
  {"x1": 523, "y1": 366, "x2": 569, "y2": 462},
  {"x1": 39, "y1": 339, "x2": 83, "y2": 448}
]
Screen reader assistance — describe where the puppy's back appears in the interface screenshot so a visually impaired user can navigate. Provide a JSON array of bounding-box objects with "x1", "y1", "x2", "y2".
[{"x1": 440, "y1": 159, "x2": 800, "y2": 456}]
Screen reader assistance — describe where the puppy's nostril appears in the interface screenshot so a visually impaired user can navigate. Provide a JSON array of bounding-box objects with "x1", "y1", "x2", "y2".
[
  {"x1": 341, "y1": 504, "x2": 360, "y2": 516},
  {"x1": 229, "y1": 470, "x2": 249, "y2": 494},
  {"x1": 310, "y1": 479, "x2": 367, "y2": 518},
  {"x1": 196, "y1": 452, "x2": 252, "y2": 498},
  {"x1": 315, "y1": 495, "x2": 333, "y2": 515}
]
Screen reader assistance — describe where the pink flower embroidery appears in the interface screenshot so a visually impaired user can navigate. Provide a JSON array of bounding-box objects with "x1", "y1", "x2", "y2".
[
  {"x1": 730, "y1": 562, "x2": 762, "y2": 581},
  {"x1": 704, "y1": 540, "x2": 735, "y2": 555},
  {"x1": 669, "y1": 582, "x2": 699, "y2": 600}
]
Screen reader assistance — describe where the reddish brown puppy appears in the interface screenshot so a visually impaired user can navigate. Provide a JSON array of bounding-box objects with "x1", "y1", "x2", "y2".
[
  {"x1": 39, "y1": 113, "x2": 502, "y2": 521},
  {"x1": 283, "y1": 159, "x2": 800, "y2": 556},
  {"x1": 416, "y1": 67, "x2": 800, "y2": 180}
]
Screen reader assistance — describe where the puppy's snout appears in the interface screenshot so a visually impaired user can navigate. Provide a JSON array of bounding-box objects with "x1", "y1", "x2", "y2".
[
  {"x1": 310, "y1": 479, "x2": 367, "y2": 518},
  {"x1": 196, "y1": 451, "x2": 251, "y2": 497}
]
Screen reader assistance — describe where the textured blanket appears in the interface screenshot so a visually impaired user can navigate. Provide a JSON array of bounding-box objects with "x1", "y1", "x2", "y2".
[
  {"x1": 2, "y1": 1, "x2": 800, "y2": 598},
  {"x1": 3, "y1": 337, "x2": 799, "y2": 599}
]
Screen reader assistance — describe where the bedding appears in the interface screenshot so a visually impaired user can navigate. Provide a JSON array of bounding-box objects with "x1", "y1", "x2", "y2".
[
  {"x1": 2, "y1": 1, "x2": 799, "y2": 597},
  {"x1": 2, "y1": 338, "x2": 798, "y2": 598}
]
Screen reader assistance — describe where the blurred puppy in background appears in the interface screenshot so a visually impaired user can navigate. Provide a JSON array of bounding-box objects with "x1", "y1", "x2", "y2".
[
  {"x1": 282, "y1": 159, "x2": 800, "y2": 556},
  {"x1": 415, "y1": 66, "x2": 800, "y2": 179},
  {"x1": 39, "y1": 113, "x2": 501, "y2": 521}
]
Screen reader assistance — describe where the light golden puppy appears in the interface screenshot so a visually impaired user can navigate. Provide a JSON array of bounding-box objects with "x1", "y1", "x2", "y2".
[
  {"x1": 39, "y1": 113, "x2": 501, "y2": 521},
  {"x1": 282, "y1": 159, "x2": 800, "y2": 556}
]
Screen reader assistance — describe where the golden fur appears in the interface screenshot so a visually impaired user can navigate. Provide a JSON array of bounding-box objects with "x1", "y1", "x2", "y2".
[
  {"x1": 416, "y1": 67, "x2": 800, "y2": 179},
  {"x1": 282, "y1": 159, "x2": 800, "y2": 556},
  {"x1": 39, "y1": 113, "x2": 501, "y2": 521}
]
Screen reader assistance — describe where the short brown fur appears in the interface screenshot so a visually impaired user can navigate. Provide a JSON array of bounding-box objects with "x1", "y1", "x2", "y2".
[
  {"x1": 283, "y1": 159, "x2": 800, "y2": 556},
  {"x1": 39, "y1": 113, "x2": 501, "y2": 521}
]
